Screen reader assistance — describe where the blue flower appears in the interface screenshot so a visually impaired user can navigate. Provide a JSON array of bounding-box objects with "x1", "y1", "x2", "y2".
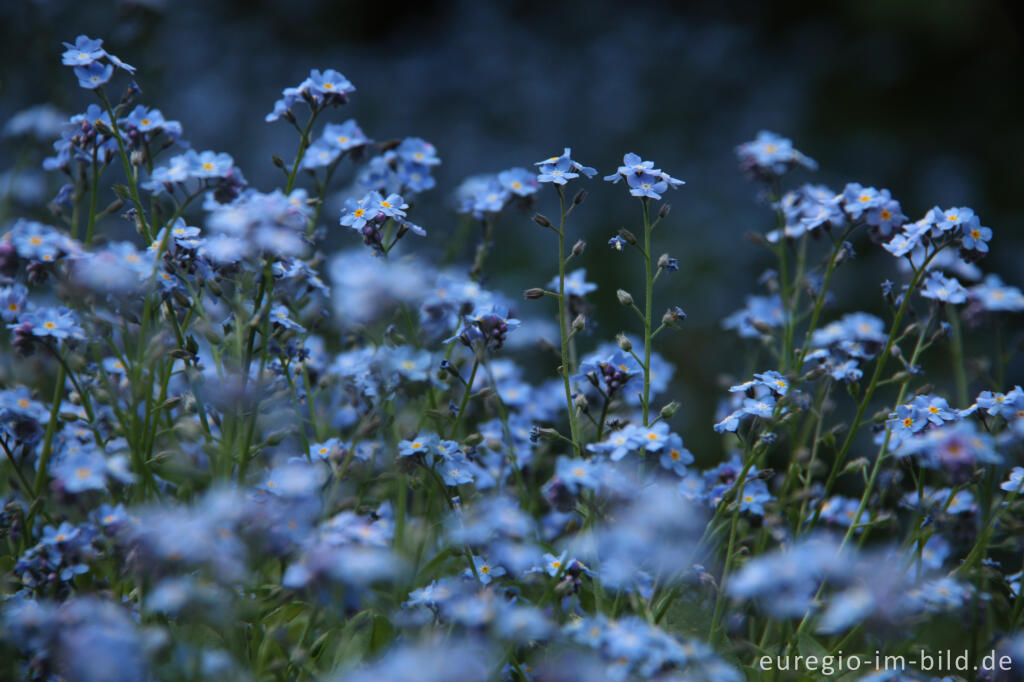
[
  {"x1": 398, "y1": 433, "x2": 439, "y2": 457},
  {"x1": 608, "y1": 235, "x2": 627, "y2": 251},
  {"x1": 1003, "y1": 468, "x2": 1024, "y2": 493},
  {"x1": 549, "y1": 268, "x2": 597, "y2": 296},
  {"x1": 465, "y1": 555, "x2": 505, "y2": 584},
  {"x1": 920, "y1": 271, "x2": 967, "y2": 304},
  {"x1": 10, "y1": 306, "x2": 84, "y2": 340},
  {"x1": 535, "y1": 148, "x2": 596, "y2": 185},
  {"x1": 61, "y1": 35, "x2": 105, "y2": 66},
  {"x1": 269, "y1": 304, "x2": 305, "y2": 332},
  {"x1": 969, "y1": 275, "x2": 1024, "y2": 312},
  {"x1": 73, "y1": 61, "x2": 113, "y2": 89},
  {"x1": 865, "y1": 189, "x2": 906, "y2": 237},
  {"x1": 741, "y1": 395, "x2": 776, "y2": 419},
  {"x1": 911, "y1": 395, "x2": 957, "y2": 426},
  {"x1": 396, "y1": 137, "x2": 441, "y2": 166},
  {"x1": 266, "y1": 68, "x2": 355, "y2": 122},
  {"x1": 497, "y1": 167, "x2": 538, "y2": 196},
  {"x1": 840, "y1": 183, "x2": 882, "y2": 219},
  {"x1": 738, "y1": 479, "x2": 773, "y2": 516},
  {"x1": 325, "y1": 119, "x2": 371, "y2": 151},
  {"x1": 626, "y1": 171, "x2": 669, "y2": 199},
  {"x1": 936, "y1": 206, "x2": 975, "y2": 233},
  {"x1": 605, "y1": 153, "x2": 684, "y2": 199},
  {"x1": 818, "y1": 496, "x2": 869, "y2": 528},
  {"x1": 658, "y1": 433, "x2": 694, "y2": 475},
  {"x1": 723, "y1": 295, "x2": 785, "y2": 338},
  {"x1": 309, "y1": 68, "x2": 355, "y2": 100},
  {"x1": 52, "y1": 449, "x2": 108, "y2": 493},
  {"x1": 736, "y1": 130, "x2": 817, "y2": 180},
  {"x1": 555, "y1": 455, "x2": 602, "y2": 493},
  {"x1": 959, "y1": 217, "x2": 992, "y2": 256},
  {"x1": 0, "y1": 283, "x2": 28, "y2": 322}
]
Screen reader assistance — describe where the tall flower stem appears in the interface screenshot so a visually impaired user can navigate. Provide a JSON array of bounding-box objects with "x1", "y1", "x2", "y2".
[
  {"x1": 556, "y1": 188, "x2": 582, "y2": 456},
  {"x1": 808, "y1": 249, "x2": 940, "y2": 527},
  {"x1": 641, "y1": 200, "x2": 654, "y2": 425}
]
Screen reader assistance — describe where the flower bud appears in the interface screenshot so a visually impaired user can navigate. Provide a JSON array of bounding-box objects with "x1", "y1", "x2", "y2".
[
  {"x1": 659, "y1": 401, "x2": 681, "y2": 419},
  {"x1": 524, "y1": 288, "x2": 545, "y2": 300},
  {"x1": 532, "y1": 213, "x2": 554, "y2": 229},
  {"x1": 572, "y1": 189, "x2": 587, "y2": 206},
  {"x1": 659, "y1": 203, "x2": 671, "y2": 219},
  {"x1": 571, "y1": 239, "x2": 586, "y2": 256},
  {"x1": 616, "y1": 333, "x2": 632, "y2": 352},
  {"x1": 616, "y1": 289, "x2": 634, "y2": 306},
  {"x1": 572, "y1": 314, "x2": 586, "y2": 331},
  {"x1": 617, "y1": 228, "x2": 637, "y2": 245}
]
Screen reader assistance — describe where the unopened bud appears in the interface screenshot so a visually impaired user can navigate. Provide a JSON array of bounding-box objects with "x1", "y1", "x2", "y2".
[
  {"x1": 617, "y1": 228, "x2": 637, "y2": 245},
  {"x1": 535, "y1": 427, "x2": 561, "y2": 441},
  {"x1": 571, "y1": 239, "x2": 586, "y2": 256},
  {"x1": 572, "y1": 314, "x2": 586, "y2": 331},
  {"x1": 524, "y1": 288, "x2": 545, "y2": 300},
  {"x1": 616, "y1": 333, "x2": 632, "y2": 352},
  {"x1": 657, "y1": 253, "x2": 672, "y2": 269},
  {"x1": 659, "y1": 203, "x2": 671, "y2": 219},
  {"x1": 102, "y1": 198, "x2": 124, "y2": 215},
  {"x1": 463, "y1": 433, "x2": 484, "y2": 447},
  {"x1": 574, "y1": 393, "x2": 589, "y2": 411},
  {"x1": 572, "y1": 189, "x2": 587, "y2": 206},
  {"x1": 616, "y1": 289, "x2": 634, "y2": 306},
  {"x1": 659, "y1": 401, "x2": 681, "y2": 419},
  {"x1": 272, "y1": 155, "x2": 287, "y2": 169},
  {"x1": 532, "y1": 213, "x2": 553, "y2": 229}
]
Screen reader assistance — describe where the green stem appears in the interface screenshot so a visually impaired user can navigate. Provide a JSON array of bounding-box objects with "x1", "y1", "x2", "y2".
[
  {"x1": 447, "y1": 357, "x2": 480, "y2": 440},
  {"x1": 97, "y1": 89, "x2": 150, "y2": 239},
  {"x1": 642, "y1": 200, "x2": 653, "y2": 425},
  {"x1": 285, "y1": 110, "x2": 319, "y2": 194},
  {"x1": 84, "y1": 146, "x2": 100, "y2": 244},
  {"x1": 556, "y1": 188, "x2": 582, "y2": 456},
  {"x1": 32, "y1": 364, "x2": 67, "y2": 497},
  {"x1": 809, "y1": 251, "x2": 939, "y2": 528},
  {"x1": 794, "y1": 226, "x2": 856, "y2": 371}
]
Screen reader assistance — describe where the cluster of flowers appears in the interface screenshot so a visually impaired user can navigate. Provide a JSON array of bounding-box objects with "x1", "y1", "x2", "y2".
[{"x1": 0, "y1": 34, "x2": 1023, "y2": 682}]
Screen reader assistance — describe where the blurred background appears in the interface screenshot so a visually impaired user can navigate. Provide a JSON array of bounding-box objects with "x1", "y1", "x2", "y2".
[{"x1": 2, "y1": 0, "x2": 1022, "y2": 460}]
